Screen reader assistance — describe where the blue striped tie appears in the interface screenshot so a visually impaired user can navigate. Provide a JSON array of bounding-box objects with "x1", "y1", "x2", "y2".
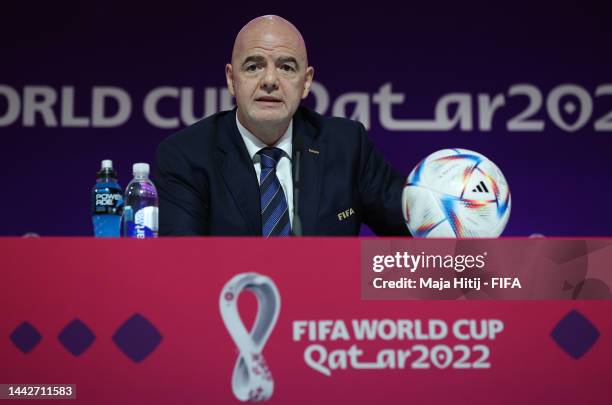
[{"x1": 258, "y1": 147, "x2": 291, "y2": 237}]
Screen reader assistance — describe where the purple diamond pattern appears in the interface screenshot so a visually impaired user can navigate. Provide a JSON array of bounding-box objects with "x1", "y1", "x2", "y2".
[
  {"x1": 10, "y1": 322, "x2": 41, "y2": 353},
  {"x1": 112, "y1": 313, "x2": 162, "y2": 363},
  {"x1": 551, "y1": 310, "x2": 600, "y2": 359},
  {"x1": 58, "y1": 319, "x2": 95, "y2": 356}
]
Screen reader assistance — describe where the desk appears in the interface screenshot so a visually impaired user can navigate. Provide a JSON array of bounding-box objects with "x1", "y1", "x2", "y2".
[{"x1": 1, "y1": 238, "x2": 611, "y2": 404}]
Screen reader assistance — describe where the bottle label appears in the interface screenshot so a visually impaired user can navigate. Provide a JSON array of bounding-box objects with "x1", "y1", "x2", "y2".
[
  {"x1": 92, "y1": 185, "x2": 123, "y2": 215},
  {"x1": 125, "y1": 206, "x2": 158, "y2": 238}
]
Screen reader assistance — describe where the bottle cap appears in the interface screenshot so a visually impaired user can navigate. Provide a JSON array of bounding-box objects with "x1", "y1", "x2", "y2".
[
  {"x1": 97, "y1": 159, "x2": 117, "y2": 180},
  {"x1": 133, "y1": 162, "x2": 150, "y2": 175}
]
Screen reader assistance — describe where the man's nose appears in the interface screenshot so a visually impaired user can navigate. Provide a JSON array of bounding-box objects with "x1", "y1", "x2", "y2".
[{"x1": 260, "y1": 66, "x2": 279, "y2": 92}]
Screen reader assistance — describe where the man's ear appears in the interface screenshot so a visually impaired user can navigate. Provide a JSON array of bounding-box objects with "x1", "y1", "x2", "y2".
[
  {"x1": 225, "y1": 63, "x2": 235, "y2": 96},
  {"x1": 301, "y1": 66, "x2": 315, "y2": 99}
]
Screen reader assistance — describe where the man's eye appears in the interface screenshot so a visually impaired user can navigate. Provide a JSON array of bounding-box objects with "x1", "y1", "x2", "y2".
[
  {"x1": 244, "y1": 63, "x2": 262, "y2": 73},
  {"x1": 280, "y1": 64, "x2": 296, "y2": 72}
]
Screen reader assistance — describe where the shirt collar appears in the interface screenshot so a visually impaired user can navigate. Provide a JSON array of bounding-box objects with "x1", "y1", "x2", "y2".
[{"x1": 236, "y1": 113, "x2": 293, "y2": 161}]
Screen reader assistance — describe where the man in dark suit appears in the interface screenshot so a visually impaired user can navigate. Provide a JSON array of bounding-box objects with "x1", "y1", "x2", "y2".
[{"x1": 155, "y1": 15, "x2": 409, "y2": 237}]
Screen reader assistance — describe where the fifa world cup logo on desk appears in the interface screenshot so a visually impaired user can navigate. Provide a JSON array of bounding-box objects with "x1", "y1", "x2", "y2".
[{"x1": 219, "y1": 273, "x2": 280, "y2": 402}]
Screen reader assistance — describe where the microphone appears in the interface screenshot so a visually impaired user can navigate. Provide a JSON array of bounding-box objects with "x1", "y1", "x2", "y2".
[{"x1": 291, "y1": 135, "x2": 303, "y2": 236}]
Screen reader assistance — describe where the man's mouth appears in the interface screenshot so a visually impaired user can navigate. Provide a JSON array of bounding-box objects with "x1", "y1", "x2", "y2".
[{"x1": 255, "y1": 96, "x2": 283, "y2": 103}]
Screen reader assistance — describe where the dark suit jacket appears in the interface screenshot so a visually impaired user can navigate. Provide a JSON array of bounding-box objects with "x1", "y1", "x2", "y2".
[{"x1": 155, "y1": 107, "x2": 409, "y2": 236}]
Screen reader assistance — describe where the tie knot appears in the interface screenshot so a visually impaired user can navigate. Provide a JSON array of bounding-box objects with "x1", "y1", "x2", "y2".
[{"x1": 258, "y1": 147, "x2": 283, "y2": 170}]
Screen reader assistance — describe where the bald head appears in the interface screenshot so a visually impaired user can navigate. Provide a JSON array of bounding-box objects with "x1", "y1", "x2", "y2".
[
  {"x1": 225, "y1": 15, "x2": 314, "y2": 145},
  {"x1": 231, "y1": 15, "x2": 308, "y2": 67}
]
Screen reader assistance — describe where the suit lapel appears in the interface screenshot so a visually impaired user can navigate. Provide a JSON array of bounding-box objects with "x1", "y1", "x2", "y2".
[
  {"x1": 293, "y1": 109, "x2": 324, "y2": 236},
  {"x1": 217, "y1": 110, "x2": 261, "y2": 235}
]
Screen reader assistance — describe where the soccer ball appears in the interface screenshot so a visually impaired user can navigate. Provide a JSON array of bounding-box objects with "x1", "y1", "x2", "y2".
[{"x1": 402, "y1": 149, "x2": 511, "y2": 238}]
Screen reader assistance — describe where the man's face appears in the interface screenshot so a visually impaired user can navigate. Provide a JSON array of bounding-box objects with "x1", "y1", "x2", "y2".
[{"x1": 226, "y1": 25, "x2": 314, "y2": 132}]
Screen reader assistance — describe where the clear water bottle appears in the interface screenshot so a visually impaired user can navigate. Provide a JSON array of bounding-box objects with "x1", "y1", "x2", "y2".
[
  {"x1": 123, "y1": 163, "x2": 158, "y2": 238},
  {"x1": 92, "y1": 159, "x2": 123, "y2": 237}
]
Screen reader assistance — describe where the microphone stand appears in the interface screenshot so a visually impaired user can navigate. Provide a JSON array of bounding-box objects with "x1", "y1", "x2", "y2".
[{"x1": 291, "y1": 136, "x2": 303, "y2": 237}]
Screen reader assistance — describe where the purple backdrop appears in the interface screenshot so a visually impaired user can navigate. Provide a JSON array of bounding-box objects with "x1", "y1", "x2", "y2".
[{"x1": 2, "y1": 1, "x2": 611, "y2": 236}]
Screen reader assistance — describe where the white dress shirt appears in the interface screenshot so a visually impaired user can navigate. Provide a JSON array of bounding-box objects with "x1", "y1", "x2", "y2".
[{"x1": 235, "y1": 115, "x2": 294, "y2": 227}]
